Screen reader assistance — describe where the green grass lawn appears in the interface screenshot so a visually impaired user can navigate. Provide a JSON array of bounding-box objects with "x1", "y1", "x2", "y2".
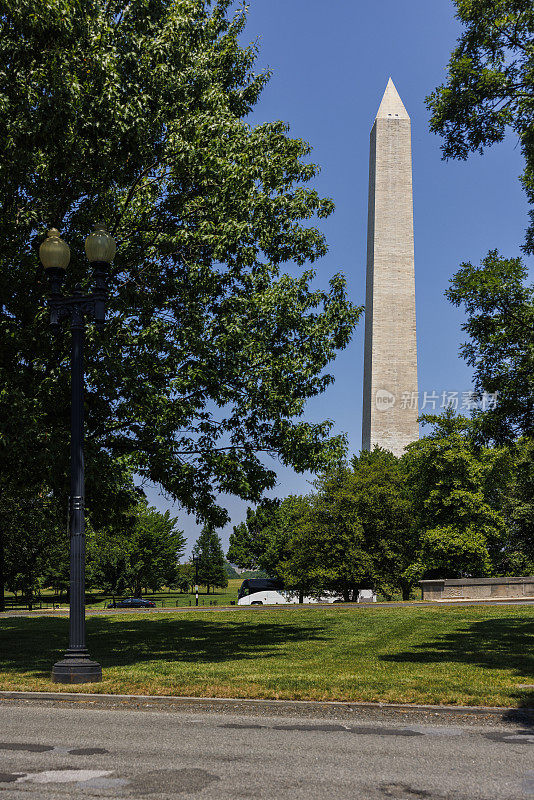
[
  {"x1": 0, "y1": 605, "x2": 533, "y2": 707},
  {"x1": 3, "y1": 578, "x2": 242, "y2": 611}
]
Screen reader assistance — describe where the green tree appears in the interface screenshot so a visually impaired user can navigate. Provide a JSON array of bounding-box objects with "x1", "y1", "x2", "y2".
[
  {"x1": 278, "y1": 454, "x2": 417, "y2": 601},
  {"x1": 127, "y1": 504, "x2": 186, "y2": 595},
  {"x1": 231, "y1": 435, "x2": 532, "y2": 593},
  {"x1": 278, "y1": 480, "x2": 369, "y2": 602},
  {"x1": 86, "y1": 526, "x2": 130, "y2": 599},
  {"x1": 227, "y1": 498, "x2": 287, "y2": 576},
  {"x1": 0, "y1": 481, "x2": 61, "y2": 608},
  {"x1": 0, "y1": 0, "x2": 360, "y2": 575},
  {"x1": 349, "y1": 449, "x2": 416, "y2": 600},
  {"x1": 427, "y1": 2, "x2": 534, "y2": 447},
  {"x1": 403, "y1": 412, "x2": 510, "y2": 579},
  {"x1": 426, "y1": 0, "x2": 534, "y2": 250},
  {"x1": 229, "y1": 454, "x2": 416, "y2": 600},
  {"x1": 40, "y1": 538, "x2": 70, "y2": 599},
  {"x1": 193, "y1": 525, "x2": 228, "y2": 593},
  {"x1": 501, "y1": 437, "x2": 534, "y2": 573},
  {"x1": 173, "y1": 563, "x2": 195, "y2": 593},
  {"x1": 445, "y1": 252, "x2": 534, "y2": 442}
]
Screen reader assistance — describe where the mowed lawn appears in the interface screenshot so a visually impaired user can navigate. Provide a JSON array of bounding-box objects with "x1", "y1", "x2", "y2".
[
  {"x1": 2, "y1": 577, "x2": 244, "y2": 611},
  {"x1": 0, "y1": 606, "x2": 532, "y2": 707}
]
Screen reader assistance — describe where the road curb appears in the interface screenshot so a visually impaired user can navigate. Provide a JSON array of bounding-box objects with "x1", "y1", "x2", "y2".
[{"x1": 1, "y1": 691, "x2": 532, "y2": 723}]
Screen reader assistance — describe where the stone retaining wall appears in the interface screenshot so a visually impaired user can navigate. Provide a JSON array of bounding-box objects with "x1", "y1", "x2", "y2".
[{"x1": 419, "y1": 576, "x2": 534, "y2": 601}]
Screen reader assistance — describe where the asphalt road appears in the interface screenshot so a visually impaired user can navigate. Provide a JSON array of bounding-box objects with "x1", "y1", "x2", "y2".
[{"x1": 0, "y1": 699, "x2": 532, "y2": 799}]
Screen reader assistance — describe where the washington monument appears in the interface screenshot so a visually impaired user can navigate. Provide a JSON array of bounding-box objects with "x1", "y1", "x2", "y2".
[{"x1": 362, "y1": 78, "x2": 419, "y2": 457}]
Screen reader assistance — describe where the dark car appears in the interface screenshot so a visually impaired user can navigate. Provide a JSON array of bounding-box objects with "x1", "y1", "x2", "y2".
[{"x1": 107, "y1": 598, "x2": 156, "y2": 609}]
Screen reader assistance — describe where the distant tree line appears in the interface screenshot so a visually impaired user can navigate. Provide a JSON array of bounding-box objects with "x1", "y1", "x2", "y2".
[
  {"x1": 228, "y1": 420, "x2": 533, "y2": 600},
  {"x1": 229, "y1": 248, "x2": 534, "y2": 599},
  {"x1": 0, "y1": 498, "x2": 231, "y2": 605},
  {"x1": 0, "y1": 499, "x2": 187, "y2": 603}
]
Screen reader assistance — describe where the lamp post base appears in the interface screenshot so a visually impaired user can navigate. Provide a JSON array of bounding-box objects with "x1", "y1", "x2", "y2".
[{"x1": 52, "y1": 650, "x2": 102, "y2": 683}]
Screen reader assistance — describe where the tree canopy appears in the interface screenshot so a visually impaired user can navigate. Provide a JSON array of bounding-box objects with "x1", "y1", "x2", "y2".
[
  {"x1": 348, "y1": 449, "x2": 416, "y2": 599},
  {"x1": 229, "y1": 418, "x2": 533, "y2": 596},
  {"x1": 0, "y1": 0, "x2": 359, "y2": 544},
  {"x1": 229, "y1": 449, "x2": 417, "y2": 600},
  {"x1": 276, "y1": 476, "x2": 370, "y2": 602},
  {"x1": 227, "y1": 498, "x2": 289, "y2": 578},
  {"x1": 427, "y1": 3, "x2": 534, "y2": 446},
  {"x1": 403, "y1": 412, "x2": 510, "y2": 579},
  {"x1": 446, "y1": 252, "x2": 533, "y2": 443},
  {"x1": 426, "y1": 0, "x2": 534, "y2": 250},
  {"x1": 127, "y1": 504, "x2": 186, "y2": 595},
  {"x1": 88, "y1": 502, "x2": 186, "y2": 596}
]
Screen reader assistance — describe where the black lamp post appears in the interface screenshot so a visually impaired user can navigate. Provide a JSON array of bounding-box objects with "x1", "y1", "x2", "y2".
[{"x1": 39, "y1": 225, "x2": 116, "y2": 683}]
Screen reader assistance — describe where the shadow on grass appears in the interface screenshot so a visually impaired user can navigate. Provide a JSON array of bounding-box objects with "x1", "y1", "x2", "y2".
[
  {"x1": 0, "y1": 615, "x2": 327, "y2": 679},
  {"x1": 380, "y1": 616, "x2": 534, "y2": 710}
]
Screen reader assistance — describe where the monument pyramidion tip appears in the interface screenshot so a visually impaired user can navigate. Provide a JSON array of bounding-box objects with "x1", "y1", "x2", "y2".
[{"x1": 375, "y1": 77, "x2": 410, "y2": 121}]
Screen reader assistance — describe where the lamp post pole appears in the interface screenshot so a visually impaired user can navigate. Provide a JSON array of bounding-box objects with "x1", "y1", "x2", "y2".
[
  {"x1": 193, "y1": 555, "x2": 199, "y2": 606},
  {"x1": 66, "y1": 303, "x2": 88, "y2": 675},
  {"x1": 39, "y1": 226, "x2": 116, "y2": 683}
]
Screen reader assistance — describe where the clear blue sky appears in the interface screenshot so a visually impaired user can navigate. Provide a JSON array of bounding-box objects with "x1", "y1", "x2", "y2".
[{"x1": 146, "y1": 0, "x2": 528, "y2": 556}]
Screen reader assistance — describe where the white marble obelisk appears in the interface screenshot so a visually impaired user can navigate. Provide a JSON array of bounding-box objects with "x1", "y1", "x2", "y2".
[{"x1": 362, "y1": 78, "x2": 419, "y2": 456}]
